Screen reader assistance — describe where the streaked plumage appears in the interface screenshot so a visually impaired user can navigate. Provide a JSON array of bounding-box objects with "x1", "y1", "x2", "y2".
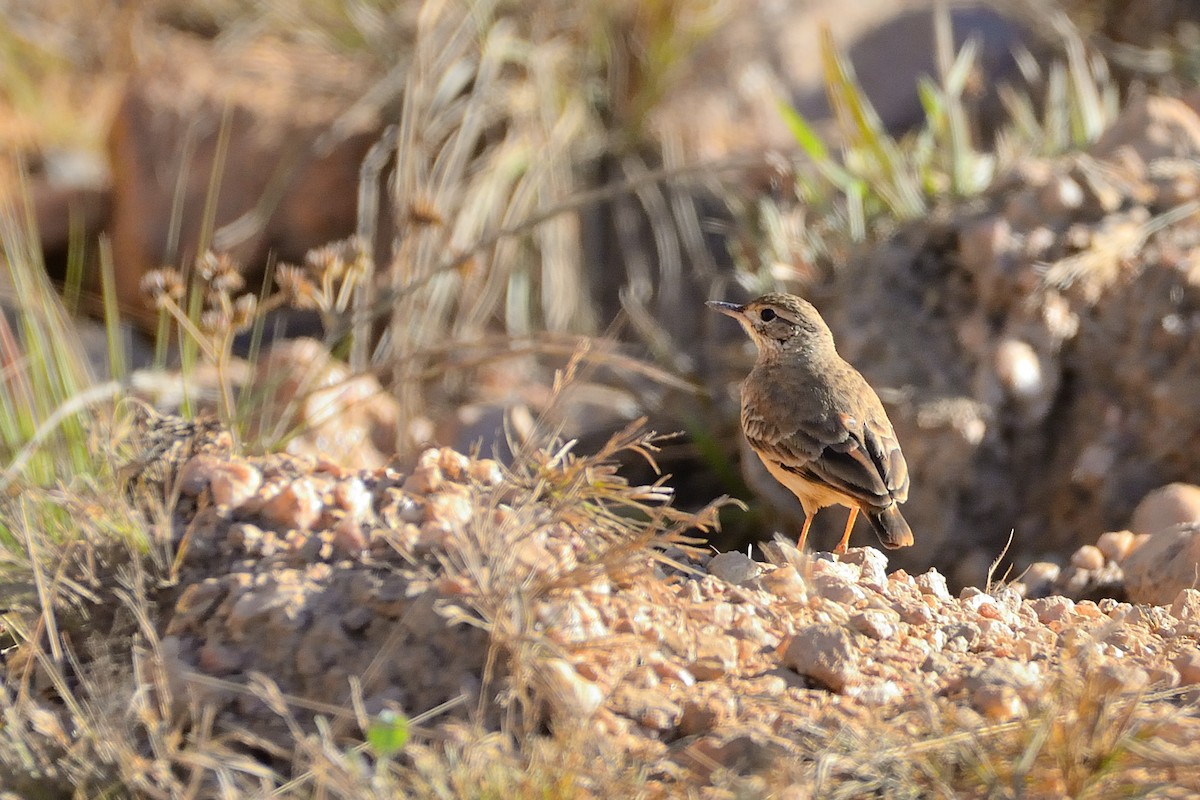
[{"x1": 708, "y1": 293, "x2": 913, "y2": 552}]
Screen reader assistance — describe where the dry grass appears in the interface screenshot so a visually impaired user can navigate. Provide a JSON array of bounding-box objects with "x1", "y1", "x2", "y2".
[{"x1": 4, "y1": 0, "x2": 1199, "y2": 796}]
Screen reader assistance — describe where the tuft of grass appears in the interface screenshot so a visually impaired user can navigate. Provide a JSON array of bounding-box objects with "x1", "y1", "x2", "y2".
[
  {"x1": 0, "y1": 176, "x2": 120, "y2": 492},
  {"x1": 750, "y1": 5, "x2": 1121, "y2": 279}
]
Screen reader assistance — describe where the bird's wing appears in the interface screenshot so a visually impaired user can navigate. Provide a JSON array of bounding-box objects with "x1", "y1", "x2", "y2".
[{"x1": 745, "y1": 408, "x2": 907, "y2": 507}]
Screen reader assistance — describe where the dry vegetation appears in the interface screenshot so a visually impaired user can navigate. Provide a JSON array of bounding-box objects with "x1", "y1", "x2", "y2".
[{"x1": 3, "y1": 0, "x2": 1200, "y2": 797}]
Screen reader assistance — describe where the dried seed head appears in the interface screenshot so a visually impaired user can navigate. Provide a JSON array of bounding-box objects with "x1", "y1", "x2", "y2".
[
  {"x1": 200, "y1": 307, "x2": 233, "y2": 335},
  {"x1": 140, "y1": 268, "x2": 186, "y2": 307},
  {"x1": 198, "y1": 251, "x2": 246, "y2": 295},
  {"x1": 276, "y1": 264, "x2": 320, "y2": 310},
  {"x1": 232, "y1": 294, "x2": 258, "y2": 332},
  {"x1": 306, "y1": 243, "x2": 347, "y2": 281}
]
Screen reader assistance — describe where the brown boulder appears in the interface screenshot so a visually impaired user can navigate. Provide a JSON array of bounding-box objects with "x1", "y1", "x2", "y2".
[{"x1": 105, "y1": 34, "x2": 392, "y2": 327}]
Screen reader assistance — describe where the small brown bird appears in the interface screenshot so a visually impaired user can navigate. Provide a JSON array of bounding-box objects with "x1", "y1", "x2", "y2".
[{"x1": 708, "y1": 293, "x2": 913, "y2": 553}]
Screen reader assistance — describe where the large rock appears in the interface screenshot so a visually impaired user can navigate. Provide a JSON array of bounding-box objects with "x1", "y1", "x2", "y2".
[
  {"x1": 1129, "y1": 483, "x2": 1200, "y2": 535},
  {"x1": 105, "y1": 34, "x2": 393, "y2": 328},
  {"x1": 1122, "y1": 523, "x2": 1200, "y2": 605}
]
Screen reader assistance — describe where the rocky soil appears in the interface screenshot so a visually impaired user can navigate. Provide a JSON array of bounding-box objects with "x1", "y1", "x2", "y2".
[
  {"x1": 749, "y1": 90, "x2": 1200, "y2": 588},
  {"x1": 82, "y1": 412, "x2": 1200, "y2": 794}
]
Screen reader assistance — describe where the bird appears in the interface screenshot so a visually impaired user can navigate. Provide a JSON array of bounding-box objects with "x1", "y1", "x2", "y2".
[{"x1": 708, "y1": 292, "x2": 913, "y2": 553}]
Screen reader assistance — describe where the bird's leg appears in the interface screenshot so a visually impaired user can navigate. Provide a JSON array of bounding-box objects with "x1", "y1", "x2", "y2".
[
  {"x1": 797, "y1": 513, "x2": 814, "y2": 552},
  {"x1": 834, "y1": 507, "x2": 859, "y2": 554}
]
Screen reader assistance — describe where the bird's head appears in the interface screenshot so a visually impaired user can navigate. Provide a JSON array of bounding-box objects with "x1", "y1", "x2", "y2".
[{"x1": 706, "y1": 292, "x2": 834, "y2": 360}]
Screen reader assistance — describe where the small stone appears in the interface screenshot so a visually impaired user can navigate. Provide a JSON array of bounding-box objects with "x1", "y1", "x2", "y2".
[
  {"x1": 168, "y1": 579, "x2": 226, "y2": 633},
  {"x1": 837, "y1": 547, "x2": 889, "y2": 586},
  {"x1": 994, "y1": 338, "x2": 1044, "y2": 402},
  {"x1": 1096, "y1": 530, "x2": 1137, "y2": 563},
  {"x1": 690, "y1": 636, "x2": 738, "y2": 681},
  {"x1": 972, "y1": 684, "x2": 1026, "y2": 720},
  {"x1": 812, "y1": 558, "x2": 860, "y2": 583},
  {"x1": 437, "y1": 447, "x2": 470, "y2": 482},
  {"x1": 467, "y1": 458, "x2": 504, "y2": 486},
  {"x1": 210, "y1": 461, "x2": 263, "y2": 508},
  {"x1": 813, "y1": 574, "x2": 866, "y2": 606},
  {"x1": 1093, "y1": 662, "x2": 1149, "y2": 696},
  {"x1": 958, "y1": 216, "x2": 1012, "y2": 275},
  {"x1": 333, "y1": 477, "x2": 371, "y2": 519},
  {"x1": 1170, "y1": 588, "x2": 1200, "y2": 621},
  {"x1": 1037, "y1": 175, "x2": 1084, "y2": 216},
  {"x1": 897, "y1": 602, "x2": 933, "y2": 625},
  {"x1": 914, "y1": 569, "x2": 952, "y2": 601},
  {"x1": 1022, "y1": 561, "x2": 1061, "y2": 598},
  {"x1": 381, "y1": 489, "x2": 424, "y2": 525},
  {"x1": 340, "y1": 605, "x2": 373, "y2": 634},
  {"x1": 961, "y1": 593, "x2": 999, "y2": 617},
  {"x1": 542, "y1": 659, "x2": 604, "y2": 718},
  {"x1": 259, "y1": 478, "x2": 324, "y2": 531},
  {"x1": 845, "y1": 680, "x2": 903, "y2": 705},
  {"x1": 227, "y1": 523, "x2": 264, "y2": 555},
  {"x1": 1173, "y1": 651, "x2": 1200, "y2": 685},
  {"x1": 674, "y1": 733, "x2": 779, "y2": 784},
  {"x1": 424, "y1": 491, "x2": 473, "y2": 529},
  {"x1": 403, "y1": 460, "x2": 444, "y2": 495},
  {"x1": 177, "y1": 455, "x2": 221, "y2": 496},
  {"x1": 678, "y1": 696, "x2": 732, "y2": 736},
  {"x1": 617, "y1": 686, "x2": 680, "y2": 732},
  {"x1": 1071, "y1": 600, "x2": 1105, "y2": 619},
  {"x1": 1024, "y1": 225, "x2": 1056, "y2": 259},
  {"x1": 1070, "y1": 545, "x2": 1106, "y2": 571},
  {"x1": 780, "y1": 624, "x2": 861, "y2": 692},
  {"x1": 942, "y1": 622, "x2": 981, "y2": 650},
  {"x1": 1029, "y1": 596, "x2": 1074, "y2": 624},
  {"x1": 707, "y1": 552, "x2": 761, "y2": 585},
  {"x1": 849, "y1": 609, "x2": 900, "y2": 640},
  {"x1": 330, "y1": 515, "x2": 367, "y2": 556},
  {"x1": 760, "y1": 565, "x2": 808, "y2": 602}
]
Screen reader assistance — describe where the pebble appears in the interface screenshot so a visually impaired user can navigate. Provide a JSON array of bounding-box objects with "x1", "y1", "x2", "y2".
[
  {"x1": 210, "y1": 461, "x2": 263, "y2": 508},
  {"x1": 1170, "y1": 588, "x2": 1200, "y2": 621},
  {"x1": 914, "y1": 569, "x2": 952, "y2": 601},
  {"x1": 845, "y1": 681, "x2": 903, "y2": 705},
  {"x1": 1029, "y1": 596, "x2": 1075, "y2": 624},
  {"x1": 849, "y1": 609, "x2": 900, "y2": 641},
  {"x1": 1070, "y1": 544, "x2": 1105, "y2": 571},
  {"x1": 543, "y1": 659, "x2": 604, "y2": 717},
  {"x1": 707, "y1": 552, "x2": 761, "y2": 585},
  {"x1": 813, "y1": 574, "x2": 867, "y2": 606},
  {"x1": 1095, "y1": 530, "x2": 1137, "y2": 563},
  {"x1": 259, "y1": 478, "x2": 324, "y2": 531},
  {"x1": 1174, "y1": 651, "x2": 1200, "y2": 685},
  {"x1": 780, "y1": 624, "x2": 861, "y2": 692},
  {"x1": 1022, "y1": 561, "x2": 1061, "y2": 597},
  {"x1": 972, "y1": 684, "x2": 1027, "y2": 720},
  {"x1": 760, "y1": 565, "x2": 808, "y2": 602},
  {"x1": 333, "y1": 477, "x2": 371, "y2": 519},
  {"x1": 467, "y1": 457, "x2": 504, "y2": 486},
  {"x1": 837, "y1": 547, "x2": 889, "y2": 587}
]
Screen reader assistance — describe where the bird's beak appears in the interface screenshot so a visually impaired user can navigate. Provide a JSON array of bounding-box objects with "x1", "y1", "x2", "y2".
[{"x1": 706, "y1": 300, "x2": 745, "y2": 320}]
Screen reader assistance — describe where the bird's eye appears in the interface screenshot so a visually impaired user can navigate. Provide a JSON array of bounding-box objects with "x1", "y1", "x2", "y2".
[{"x1": 759, "y1": 308, "x2": 777, "y2": 322}]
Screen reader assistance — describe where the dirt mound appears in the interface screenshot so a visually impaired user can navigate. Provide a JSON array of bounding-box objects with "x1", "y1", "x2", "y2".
[
  {"x1": 121, "y1": 417, "x2": 1200, "y2": 792},
  {"x1": 805, "y1": 95, "x2": 1200, "y2": 586}
]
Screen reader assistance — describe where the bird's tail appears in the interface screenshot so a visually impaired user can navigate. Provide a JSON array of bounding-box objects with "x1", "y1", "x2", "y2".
[{"x1": 865, "y1": 505, "x2": 914, "y2": 549}]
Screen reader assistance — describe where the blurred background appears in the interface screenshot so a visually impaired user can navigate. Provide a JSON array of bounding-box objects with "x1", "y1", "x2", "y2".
[{"x1": 5, "y1": 0, "x2": 1200, "y2": 589}]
